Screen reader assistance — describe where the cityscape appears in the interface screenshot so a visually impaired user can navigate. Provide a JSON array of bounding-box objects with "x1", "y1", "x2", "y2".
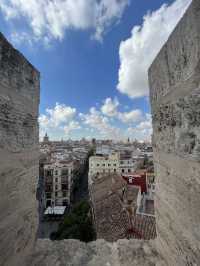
[
  {"x1": 0, "y1": 0, "x2": 200, "y2": 265},
  {"x1": 38, "y1": 134, "x2": 156, "y2": 241}
]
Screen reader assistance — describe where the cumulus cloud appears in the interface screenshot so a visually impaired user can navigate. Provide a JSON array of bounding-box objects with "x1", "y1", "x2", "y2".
[
  {"x1": 39, "y1": 102, "x2": 76, "y2": 127},
  {"x1": 0, "y1": 0, "x2": 129, "y2": 44},
  {"x1": 101, "y1": 97, "x2": 119, "y2": 117},
  {"x1": 127, "y1": 113, "x2": 152, "y2": 141},
  {"x1": 39, "y1": 100, "x2": 151, "y2": 141},
  {"x1": 39, "y1": 102, "x2": 80, "y2": 139},
  {"x1": 117, "y1": 0, "x2": 191, "y2": 99},
  {"x1": 118, "y1": 109, "x2": 143, "y2": 124},
  {"x1": 80, "y1": 107, "x2": 122, "y2": 139},
  {"x1": 93, "y1": 0, "x2": 129, "y2": 41},
  {"x1": 64, "y1": 121, "x2": 81, "y2": 135},
  {"x1": 100, "y1": 97, "x2": 143, "y2": 124}
]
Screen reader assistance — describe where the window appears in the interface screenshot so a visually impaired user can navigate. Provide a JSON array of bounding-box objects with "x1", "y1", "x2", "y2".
[
  {"x1": 97, "y1": 164, "x2": 100, "y2": 167},
  {"x1": 55, "y1": 178, "x2": 58, "y2": 182},
  {"x1": 55, "y1": 170, "x2": 58, "y2": 175},
  {"x1": 46, "y1": 200, "x2": 51, "y2": 207},
  {"x1": 55, "y1": 192, "x2": 58, "y2": 197},
  {"x1": 102, "y1": 164, "x2": 105, "y2": 166},
  {"x1": 63, "y1": 191, "x2": 67, "y2": 197},
  {"x1": 122, "y1": 169, "x2": 125, "y2": 173},
  {"x1": 108, "y1": 164, "x2": 111, "y2": 166},
  {"x1": 114, "y1": 169, "x2": 116, "y2": 172},
  {"x1": 113, "y1": 164, "x2": 116, "y2": 166},
  {"x1": 46, "y1": 170, "x2": 53, "y2": 177},
  {"x1": 62, "y1": 184, "x2": 68, "y2": 190},
  {"x1": 45, "y1": 185, "x2": 52, "y2": 192},
  {"x1": 63, "y1": 200, "x2": 68, "y2": 206},
  {"x1": 46, "y1": 193, "x2": 51, "y2": 199},
  {"x1": 128, "y1": 169, "x2": 131, "y2": 173},
  {"x1": 62, "y1": 169, "x2": 68, "y2": 175},
  {"x1": 55, "y1": 185, "x2": 58, "y2": 190}
]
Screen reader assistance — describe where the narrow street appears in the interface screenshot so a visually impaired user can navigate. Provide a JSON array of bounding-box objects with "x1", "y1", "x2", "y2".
[
  {"x1": 37, "y1": 156, "x2": 90, "y2": 239},
  {"x1": 72, "y1": 165, "x2": 89, "y2": 205}
]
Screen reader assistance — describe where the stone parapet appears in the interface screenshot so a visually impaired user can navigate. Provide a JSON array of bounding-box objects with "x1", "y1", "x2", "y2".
[
  {"x1": 149, "y1": 0, "x2": 200, "y2": 264},
  {"x1": 0, "y1": 34, "x2": 39, "y2": 265}
]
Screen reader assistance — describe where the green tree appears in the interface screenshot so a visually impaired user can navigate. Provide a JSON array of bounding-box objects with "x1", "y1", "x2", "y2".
[{"x1": 51, "y1": 200, "x2": 96, "y2": 242}]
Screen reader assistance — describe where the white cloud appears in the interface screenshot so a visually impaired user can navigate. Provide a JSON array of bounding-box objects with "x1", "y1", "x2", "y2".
[
  {"x1": 80, "y1": 107, "x2": 122, "y2": 139},
  {"x1": 44, "y1": 102, "x2": 76, "y2": 127},
  {"x1": 39, "y1": 102, "x2": 80, "y2": 139},
  {"x1": 136, "y1": 113, "x2": 152, "y2": 131},
  {"x1": 118, "y1": 109, "x2": 143, "y2": 124},
  {"x1": 64, "y1": 121, "x2": 80, "y2": 135},
  {"x1": 127, "y1": 113, "x2": 152, "y2": 141},
  {"x1": 39, "y1": 100, "x2": 151, "y2": 141},
  {"x1": 100, "y1": 97, "x2": 143, "y2": 124},
  {"x1": 10, "y1": 31, "x2": 35, "y2": 46},
  {"x1": 101, "y1": 97, "x2": 119, "y2": 117},
  {"x1": 93, "y1": 0, "x2": 129, "y2": 41},
  {"x1": 0, "y1": 0, "x2": 129, "y2": 44},
  {"x1": 117, "y1": 0, "x2": 191, "y2": 99}
]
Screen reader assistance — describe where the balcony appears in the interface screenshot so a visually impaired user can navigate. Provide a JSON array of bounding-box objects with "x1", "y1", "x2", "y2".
[
  {"x1": 61, "y1": 170, "x2": 69, "y2": 177},
  {"x1": 61, "y1": 177, "x2": 68, "y2": 184},
  {"x1": 45, "y1": 177, "x2": 53, "y2": 184},
  {"x1": 45, "y1": 193, "x2": 52, "y2": 199},
  {"x1": 45, "y1": 185, "x2": 53, "y2": 192},
  {"x1": 61, "y1": 184, "x2": 68, "y2": 191},
  {"x1": 44, "y1": 170, "x2": 53, "y2": 178}
]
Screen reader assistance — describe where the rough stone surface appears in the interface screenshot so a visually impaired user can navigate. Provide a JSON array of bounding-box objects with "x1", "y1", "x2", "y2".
[
  {"x1": 0, "y1": 33, "x2": 40, "y2": 266},
  {"x1": 29, "y1": 239, "x2": 162, "y2": 266},
  {"x1": 149, "y1": 0, "x2": 200, "y2": 265}
]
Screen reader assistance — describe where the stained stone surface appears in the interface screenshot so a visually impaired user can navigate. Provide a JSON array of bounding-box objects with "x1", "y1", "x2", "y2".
[
  {"x1": 28, "y1": 239, "x2": 162, "y2": 266},
  {"x1": 149, "y1": 0, "x2": 200, "y2": 265},
  {"x1": 1, "y1": 0, "x2": 200, "y2": 265},
  {"x1": 0, "y1": 33, "x2": 40, "y2": 266}
]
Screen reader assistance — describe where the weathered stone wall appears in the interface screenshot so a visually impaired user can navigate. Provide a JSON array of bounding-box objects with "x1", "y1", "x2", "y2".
[
  {"x1": 29, "y1": 239, "x2": 162, "y2": 266},
  {"x1": 149, "y1": 0, "x2": 200, "y2": 265},
  {"x1": 1, "y1": 0, "x2": 200, "y2": 265},
  {"x1": 0, "y1": 33, "x2": 40, "y2": 266}
]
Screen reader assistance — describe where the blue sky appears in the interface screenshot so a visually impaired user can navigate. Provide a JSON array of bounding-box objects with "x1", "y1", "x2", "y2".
[{"x1": 0, "y1": 0, "x2": 191, "y2": 141}]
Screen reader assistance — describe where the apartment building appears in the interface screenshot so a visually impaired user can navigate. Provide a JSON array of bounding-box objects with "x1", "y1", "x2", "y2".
[
  {"x1": 119, "y1": 153, "x2": 138, "y2": 174},
  {"x1": 88, "y1": 153, "x2": 120, "y2": 184},
  {"x1": 89, "y1": 152, "x2": 140, "y2": 185},
  {"x1": 44, "y1": 160, "x2": 74, "y2": 208}
]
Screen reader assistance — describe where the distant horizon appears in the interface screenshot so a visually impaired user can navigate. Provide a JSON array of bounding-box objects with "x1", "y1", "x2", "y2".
[{"x1": 40, "y1": 133, "x2": 152, "y2": 143}]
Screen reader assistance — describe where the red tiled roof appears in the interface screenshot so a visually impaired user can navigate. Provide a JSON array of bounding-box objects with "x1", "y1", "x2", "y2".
[{"x1": 122, "y1": 173, "x2": 147, "y2": 193}]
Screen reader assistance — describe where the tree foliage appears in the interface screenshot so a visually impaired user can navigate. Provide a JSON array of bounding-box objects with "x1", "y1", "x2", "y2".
[{"x1": 51, "y1": 200, "x2": 96, "y2": 242}]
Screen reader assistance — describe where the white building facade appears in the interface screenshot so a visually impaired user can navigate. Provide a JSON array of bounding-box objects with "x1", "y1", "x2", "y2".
[
  {"x1": 119, "y1": 156, "x2": 137, "y2": 174},
  {"x1": 89, "y1": 152, "x2": 144, "y2": 183},
  {"x1": 44, "y1": 160, "x2": 74, "y2": 208},
  {"x1": 88, "y1": 153, "x2": 120, "y2": 184}
]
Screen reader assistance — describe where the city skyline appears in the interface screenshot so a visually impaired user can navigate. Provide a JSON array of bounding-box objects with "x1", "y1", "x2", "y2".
[{"x1": 0, "y1": 0, "x2": 191, "y2": 141}]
